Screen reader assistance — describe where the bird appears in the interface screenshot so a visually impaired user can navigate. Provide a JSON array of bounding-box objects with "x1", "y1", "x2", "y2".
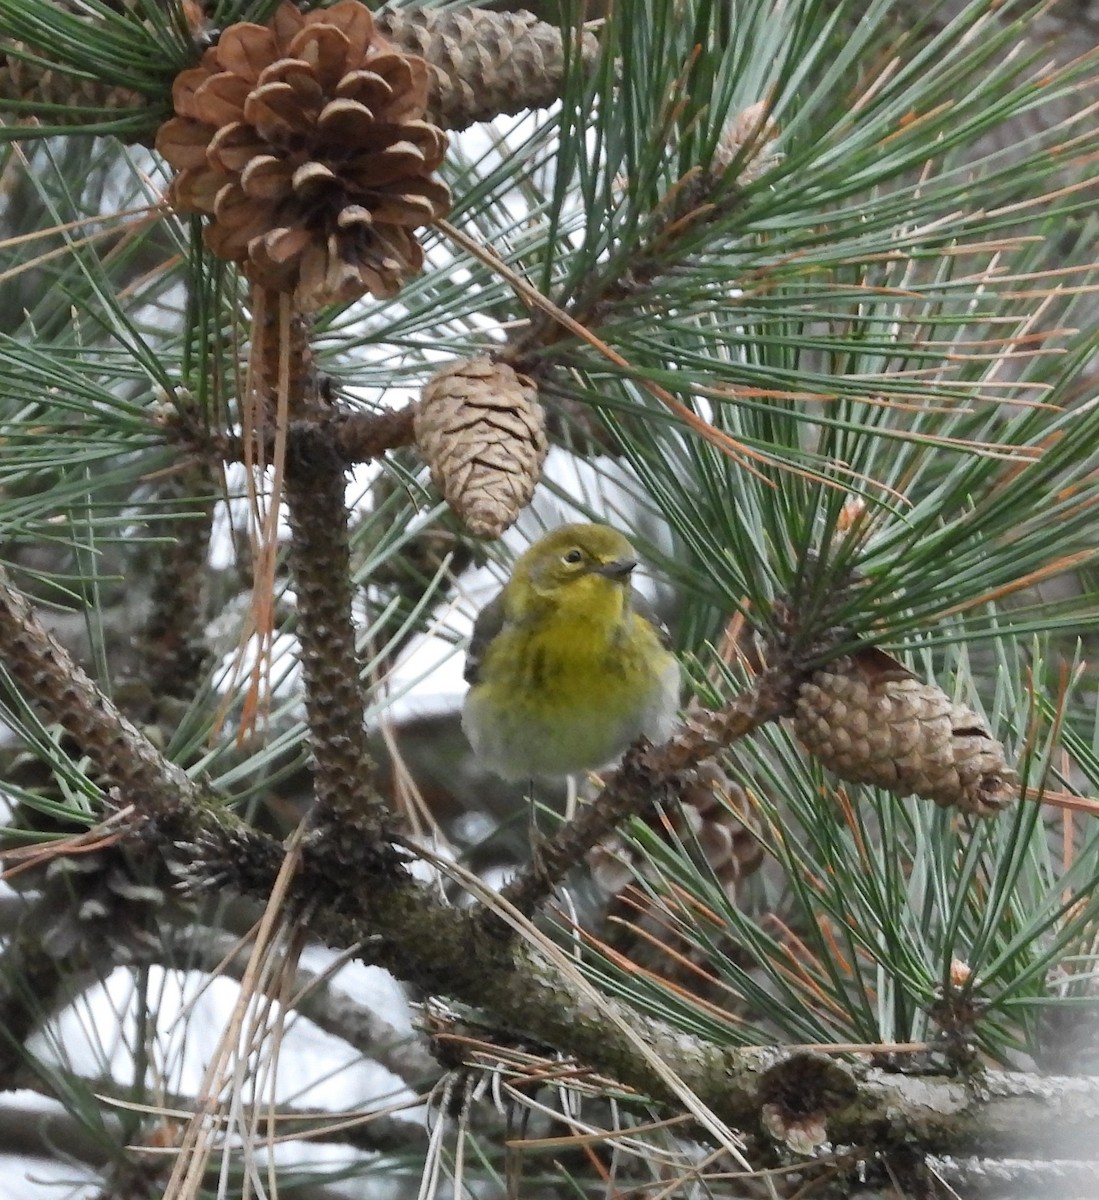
[{"x1": 462, "y1": 523, "x2": 680, "y2": 780}]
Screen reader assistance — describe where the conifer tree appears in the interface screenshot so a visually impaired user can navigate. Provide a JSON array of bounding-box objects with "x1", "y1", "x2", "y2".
[{"x1": 0, "y1": 1, "x2": 1098, "y2": 1196}]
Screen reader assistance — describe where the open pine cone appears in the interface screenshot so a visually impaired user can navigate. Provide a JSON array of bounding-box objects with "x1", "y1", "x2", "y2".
[
  {"x1": 590, "y1": 760, "x2": 764, "y2": 903},
  {"x1": 155, "y1": 0, "x2": 450, "y2": 309}
]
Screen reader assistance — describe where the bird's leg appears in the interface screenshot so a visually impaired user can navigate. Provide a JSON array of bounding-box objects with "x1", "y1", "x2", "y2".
[
  {"x1": 526, "y1": 775, "x2": 546, "y2": 877},
  {"x1": 563, "y1": 773, "x2": 579, "y2": 822}
]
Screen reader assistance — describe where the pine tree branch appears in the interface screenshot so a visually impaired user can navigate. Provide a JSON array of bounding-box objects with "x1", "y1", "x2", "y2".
[
  {"x1": 178, "y1": 816, "x2": 1099, "y2": 1160},
  {"x1": 132, "y1": 461, "x2": 217, "y2": 707},
  {"x1": 0, "y1": 1064, "x2": 428, "y2": 1169},
  {"x1": 0, "y1": 560, "x2": 205, "y2": 827},
  {"x1": 2, "y1": 529, "x2": 1096, "y2": 1160},
  {"x1": 507, "y1": 109, "x2": 779, "y2": 369},
  {"x1": 167, "y1": 404, "x2": 418, "y2": 469},
  {"x1": 254, "y1": 294, "x2": 393, "y2": 843}
]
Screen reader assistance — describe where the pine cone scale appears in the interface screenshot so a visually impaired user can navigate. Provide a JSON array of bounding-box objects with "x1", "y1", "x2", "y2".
[
  {"x1": 158, "y1": 120, "x2": 211, "y2": 169},
  {"x1": 207, "y1": 123, "x2": 264, "y2": 171},
  {"x1": 194, "y1": 73, "x2": 252, "y2": 125},
  {"x1": 236, "y1": 155, "x2": 287, "y2": 200},
  {"x1": 243, "y1": 83, "x2": 309, "y2": 139},
  {"x1": 215, "y1": 24, "x2": 278, "y2": 80}
]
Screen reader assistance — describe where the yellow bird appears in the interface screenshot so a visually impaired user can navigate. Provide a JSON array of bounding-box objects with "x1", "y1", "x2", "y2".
[{"x1": 462, "y1": 523, "x2": 680, "y2": 779}]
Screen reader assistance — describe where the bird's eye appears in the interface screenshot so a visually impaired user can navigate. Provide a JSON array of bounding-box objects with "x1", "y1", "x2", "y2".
[{"x1": 562, "y1": 548, "x2": 584, "y2": 565}]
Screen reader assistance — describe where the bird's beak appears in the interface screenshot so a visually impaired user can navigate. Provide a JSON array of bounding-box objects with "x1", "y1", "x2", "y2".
[{"x1": 592, "y1": 556, "x2": 637, "y2": 580}]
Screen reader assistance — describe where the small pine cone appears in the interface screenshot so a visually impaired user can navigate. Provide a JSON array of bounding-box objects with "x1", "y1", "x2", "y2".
[
  {"x1": 0, "y1": 43, "x2": 142, "y2": 114},
  {"x1": 155, "y1": 0, "x2": 450, "y2": 310},
  {"x1": 676, "y1": 760, "x2": 765, "y2": 896},
  {"x1": 375, "y1": 8, "x2": 600, "y2": 131},
  {"x1": 793, "y1": 646, "x2": 1015, "y2": 816},
  {"x1": 713, "y1": 101, "x2": 782, "y2": 183},
  {"x1": 1, "y1": 1, "x2": 208, "y2": 118},
  {"x1": 591, "y1": 759, "x2": 763, "y2": 904},
  {"x1": 40, "y1": 852, "x2": 170, "y2": 963},
  {"x1": 414, "y1": 356, "x2": 547, "y2": 538}
]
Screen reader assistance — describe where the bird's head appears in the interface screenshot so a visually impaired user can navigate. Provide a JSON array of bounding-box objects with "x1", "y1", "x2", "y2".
[{"x1": 506, "y1": 523, "x2": 637, "y2": 620}]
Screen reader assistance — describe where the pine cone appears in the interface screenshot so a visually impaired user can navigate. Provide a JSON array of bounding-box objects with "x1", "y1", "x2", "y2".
[
  {"x1": 713, "y1": 101, "x2": 782, "y2": 182},
  {"x1": 414, "y1": 356, "x2": 547, "y2": 538},
  {"x1": 155, "y1": 0, "x2": 450, "y2": 309},
  {"x1": 589, "y1": 761, "x2": 762, "y2": 998},
  {"x1": 793, "y1": 646, "x2": 1015, "y2": 815},
  {"x1": 0, "y1": 43, "x2": 142, "y2": 114},
  {"x1": 0, "y1": 2, "x2": 205, "y2": 120},
  {"x1": 40, "y1": 851, "x2": 171, "y2": 963},
  {"x1": 375, "y1": 8, "x2": 601, "y2": 131},
  {"x1": 590, "y1": 759, "x2": 763, "y2": 904}
]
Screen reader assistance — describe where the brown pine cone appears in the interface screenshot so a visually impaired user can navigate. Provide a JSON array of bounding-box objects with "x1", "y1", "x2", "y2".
[
  {"x1": 0, "y1": 43, "x2": 143, "y2": 114},
  {"x1": 590, "y1": 759, "x2": 763, "y2": 904},
  {"x1": 794, "y1": 645, "x2": 1015, "y2": 816},
  {"x1": 375, "y1": 8, "x2": 601, "y2": 131},
  {"x1": 414, "y1": 356, "x2": 547, "y2": 538},
  {"x1": 155, "y1": 0, "x2": 450, "y2": 309}
]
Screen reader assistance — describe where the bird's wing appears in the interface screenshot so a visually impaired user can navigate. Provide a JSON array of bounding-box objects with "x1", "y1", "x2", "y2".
[
  {"x1": 464, "y1": 589, "x2": 507, "y2": 684},
  {"x1": 630, "y1": 588, "x2": 672, "y2": 649}
]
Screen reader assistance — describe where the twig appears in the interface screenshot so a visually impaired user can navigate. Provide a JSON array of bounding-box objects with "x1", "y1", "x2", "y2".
[
  {"x1": 0, "y1": 561, "x2": 199, "y2": 822},
  {"x1": 1, "y1": 1062, "x2": 427, "y2": 1164},
  {"x1": 168, "y1": 925, "x2": 439, "y2": 1087},
  {"x1": 165, "y1": 405, "x2": 418, "y2": 469},
  {"x1": 253, "y1": 292, "x2": 393, "y2": 843}
]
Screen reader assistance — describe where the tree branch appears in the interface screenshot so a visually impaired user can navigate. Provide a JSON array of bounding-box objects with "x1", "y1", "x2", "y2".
[
  {"x1": 175, "y1": 816, "x2": 1099, "y2": 1160},
  {"x1": 0, "y1": 561, "x2": 203, "y2": 826},
  {"x1": 254, "y1": 293, "x2": 394, "y2": 843},
  {"x1": 4, "y1": 552, "x2": 1097, "y2": 1160},
  {"x1": 1, "y1": 1062, "x2": 428, "y2": 1166}
]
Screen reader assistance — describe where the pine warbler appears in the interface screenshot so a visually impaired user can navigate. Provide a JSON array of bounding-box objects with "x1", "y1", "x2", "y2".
[{"x1": 462, "y1": 523, "x2": 680, "y2": 779}]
